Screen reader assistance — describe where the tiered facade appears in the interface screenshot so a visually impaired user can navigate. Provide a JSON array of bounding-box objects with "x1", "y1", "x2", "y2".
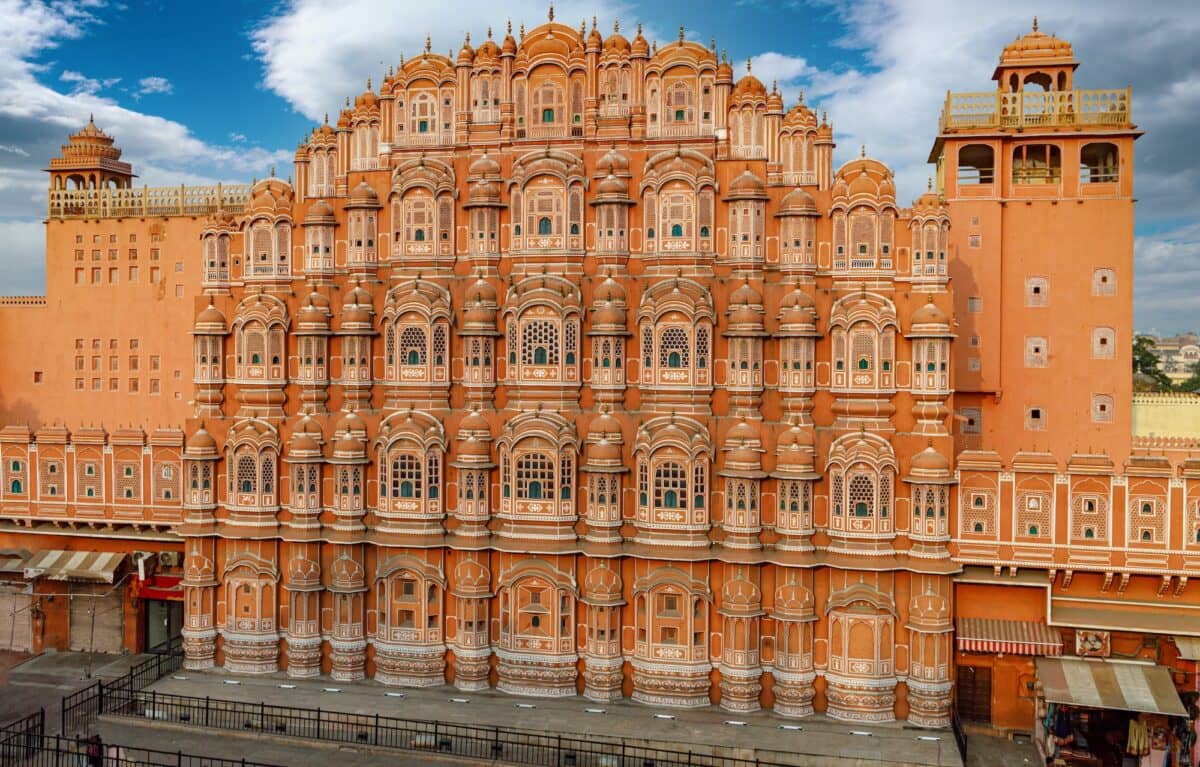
[{"x1": 0, "y1": 17, "x2": 1179, "y2": 732}]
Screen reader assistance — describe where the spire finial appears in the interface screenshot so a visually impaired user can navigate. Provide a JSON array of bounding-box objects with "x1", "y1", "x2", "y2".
[
  {"x1": 746, "y1": 57, "x2": 752, "y2": 74},
  {"x1": 721, "y1": 49, "x2": 727, "y2": 64},
  {"x1": 424, "y1": 35, "x2": 431, "y2": 54},
  {"x1": 614, "y1": 19, "x2": 619, "y2": 33},
  {"x1": 465, "y1": 31, "x2": 470, "y2": 45},
  {"x1": 652, "y1": 40, "x2": 656, "y2": 53},
  {"x1": 366, "y1": 76, "x2": 371, "y2": 90},
  {"x1": 927, "y1": 176, "x2": 933, "y2": 191},
  {"x1": 520, "y1": 22, "x2": 525, "y2": 38},
  {"x1": 580, "y1": 19, "x2": 586, "y2": 36},
  {"x1": 88, "y1": 112, "x2": 94, "y2": 124},
  {"x1": 548, "y1": 1, "x2": 554, "y2": 22},
  {"x1": 860, "y1": 144, "x2": 867, "y2": 158},
  {"x1": 772, "y1": 79, "x2": 778, "y2": 93},
  {"x1": 487, "y1": 25, "x2": 493, "y2": 39},
  {"x1": 710, "y1": 37, "x2": 716, "y2": 51},
  {"x1": 269, "y1": 164, "x2": 275, "y2": 177},
  {"x1": 507, "y1": 18, "x2": 512, "y2": 35},
  {"x1": 592, "y1": 15, "x2": 597, "y2": 30},
  {"x1": 798, "y1": 88, "x2": 804, "y2": 105},
  {"x1": 679, "y1": 25, "x2": 685, "y2": 43},
  {"x1": 1032, "y1": 15, "x2": 1039, "y2": 32},
  {"x1": 324, "y1": 112, "x2": 329, "y2": 124}
]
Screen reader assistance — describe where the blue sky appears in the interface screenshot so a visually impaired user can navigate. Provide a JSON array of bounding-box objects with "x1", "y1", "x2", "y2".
[{"x1": 1, "y1": 0, "x2": 1198, "y2": 332}]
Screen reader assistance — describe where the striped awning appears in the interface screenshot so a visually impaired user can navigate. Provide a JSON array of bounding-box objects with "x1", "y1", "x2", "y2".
[
  {"x1": 956, "y1": 617, "x2": 1063, "y2": 656},
  {"x1": 23, "y1": 550, "x2": 126, "y2": 583},
  {"x1": 1175, "y1": 636, "x2": 1200, "y2": 661},
  {"x1": 1036, "y1": 658, "x2": 1187, "y2": 717},
  {"x1": 0, "y1": 549, "x2": 30, "y2": 574}
]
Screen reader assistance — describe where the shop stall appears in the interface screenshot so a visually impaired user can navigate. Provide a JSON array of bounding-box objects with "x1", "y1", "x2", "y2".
[{"x1": 1035, "y1": 657, "x2": 1193, "y2": 767}]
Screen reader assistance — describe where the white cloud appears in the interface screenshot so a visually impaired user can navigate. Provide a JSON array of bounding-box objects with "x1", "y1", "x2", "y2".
[
  {"x1": 229, "y1": 132, "x2": 247, "y2": 143},
  {"x1": 135, "y1": 75, "x2": 172, "y2": 96},
  {"x1": 0, "y1": 0, "x2": 291, "y2": 293},
  {"x1": 59, "y1": 69, "x2": 120, "y2": 95},
  {"x1": 0, "y1": 219, "x2": 47, "y2": 295},
  {"x1": 251, "y1": 0, "x2": 648, "y2": 120},
  {"x1": 756, "y1": 0, "x2": 1200, "y2": 331}
]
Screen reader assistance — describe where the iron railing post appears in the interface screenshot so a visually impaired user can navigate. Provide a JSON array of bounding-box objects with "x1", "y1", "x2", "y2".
[
  {"x1": 373, "y1": 713, "x2": 379, "y2": 746},
  {"x1": 204, "y1": 696, "x2": 210, "y2": 728}
]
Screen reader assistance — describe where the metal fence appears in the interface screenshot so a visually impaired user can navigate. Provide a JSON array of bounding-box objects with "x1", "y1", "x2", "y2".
[
  {"x1": 0, "y1": 708, "x2": 45, "y2": 767},
  {"x1": 4, "y1": 734, "x2": 282, "y2": 767},
  {"x1": 950, "y1": 709, "x2": 969, "y2": 763},
  {"x1": 61, "y1": 636, "x2": 184, "y2": 736},
  {"x1": 106, "y1": 688, "x2": 793, "y2": 767}
]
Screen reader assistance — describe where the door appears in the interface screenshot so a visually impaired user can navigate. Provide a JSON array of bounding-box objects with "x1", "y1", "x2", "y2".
[
  {"x1": 956, "y1": 664, "x2": 992, "y2": 724},
  {"x1": 69, "y1": 583, "x2": 124, "y2": 653},
  {"x1": 144, "y1": 600, "x2": 183, "y2": 651},
  {"x1": 0, "y1": 584, "x2": 32, "y2": 652}
]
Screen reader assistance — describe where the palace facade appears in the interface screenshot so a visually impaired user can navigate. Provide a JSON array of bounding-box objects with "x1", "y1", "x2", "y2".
[{"x1": 0, "y1": 16, "x2": 1187, "y2": 732}]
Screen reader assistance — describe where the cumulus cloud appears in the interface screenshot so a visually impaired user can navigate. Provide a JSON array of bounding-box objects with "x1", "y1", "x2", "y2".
[
  {"x1": 0, "y1": 0, "x2": 290, "y2": 294},
  {"x1": 135, "y1": 75, "x2": 172, "y2": 96},
  {"x1": 250, "y1": 0, "x2": 649, "y2": 120}
]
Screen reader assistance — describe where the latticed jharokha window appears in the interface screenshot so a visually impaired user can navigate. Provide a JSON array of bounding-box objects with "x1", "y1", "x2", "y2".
[
  {"x1": 653, "y1": 461, "x2": 687, "y2": 510},
  {"x1": 516, "y1": 452, "x2": 555, "y2": 500},
  {"x1": 521, "y1": 320, "x2": 560, "y2": 366}
]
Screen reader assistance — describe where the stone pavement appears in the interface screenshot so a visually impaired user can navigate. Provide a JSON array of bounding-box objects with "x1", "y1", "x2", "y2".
[
  {"x1": 0, "y1": 649, "x2": 146, "y2": 727},
  {"x1": 136, "y1": 668, "x2": 965, "y2": 767}
]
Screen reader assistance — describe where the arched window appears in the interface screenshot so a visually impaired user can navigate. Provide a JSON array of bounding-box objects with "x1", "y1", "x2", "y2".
[{"x1": 538, "y1": 217, "x2": 552, "y2": 235}]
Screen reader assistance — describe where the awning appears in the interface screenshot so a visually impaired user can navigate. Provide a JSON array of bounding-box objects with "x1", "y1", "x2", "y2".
[
  {"x1": 956, "y1": 617, "x2": 1063, "y2": 656},
  {"x1": 0, "y1": 549, "x2": 30, "y2": 574},
  {"x1": 136, "y1": 574, "x2": 183, "y2": 601},
  {"x1": 23, "y1": 550, "x2": 127, "y2": 583},
  {"x1": 1036, "y1": 657, "x2": 1188, "y2": 717},
  {"x1": 1174, "y1": 636, "x2": 1200, "y2": 661}
]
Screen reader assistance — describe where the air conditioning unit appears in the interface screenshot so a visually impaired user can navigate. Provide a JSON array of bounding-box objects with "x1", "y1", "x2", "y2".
[{"x1": 158, "y1": 551, "x2": 182, "y2": 568}]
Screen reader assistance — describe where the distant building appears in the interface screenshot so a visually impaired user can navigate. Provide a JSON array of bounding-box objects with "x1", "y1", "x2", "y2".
[{"x1": 1142, "y1": 332, "x2": 1200, "y2": 383}]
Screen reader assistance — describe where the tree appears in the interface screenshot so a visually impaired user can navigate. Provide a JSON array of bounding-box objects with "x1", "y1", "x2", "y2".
[
  {"x1": 1132, "y1": 335, "x2": 1172, "y2": 391},
  {"x1": 1178, "y1": 360, "x2": 1200, "y2": 393}
]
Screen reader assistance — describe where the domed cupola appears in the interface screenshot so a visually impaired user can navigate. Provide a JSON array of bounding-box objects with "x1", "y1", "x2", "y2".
[
  {"x1": 777, "y1": 284, "x2": 819, "y2": 338},
  {"x1": 724, "y1": 280, "x2": 766, "y2": 335},
  {"x1": 777, "y1": 187, "x2": 819, "y2": 217},
  {"x1": 719, "y1": 420, "x2": 766, "y2": 478},
  {"x1": 773, "y1": 421, "x2": 818, "y2": 479},
  {"x1": 723, "y1": 169, "x2": 768, "y2": 201},
  {"x1": 583, "y1": 409, "x2": 625, "y2": 473}
]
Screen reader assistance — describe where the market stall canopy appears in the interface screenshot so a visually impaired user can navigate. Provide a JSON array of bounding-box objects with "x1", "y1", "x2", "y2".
[
  {"x1": 1036, "y1": 657, "x2": 1187, "y2": 717},
  {"x1": 0, "y1": 549, "x2": 30, "y2": 574},
  {"x1": 22, "y1": 550, "x2": 126, "y2": 583},
  {"x1": 956, "y1": 617, "x2": 1063, "y2": 655},
  {"x1": 1173, "y1": 636, "x2": 1200, "y2": 661}
]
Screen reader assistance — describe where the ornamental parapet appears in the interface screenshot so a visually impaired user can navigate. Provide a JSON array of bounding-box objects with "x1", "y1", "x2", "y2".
[{"x1": 48, "y1": 184, "x2": 251, "y2": 219}]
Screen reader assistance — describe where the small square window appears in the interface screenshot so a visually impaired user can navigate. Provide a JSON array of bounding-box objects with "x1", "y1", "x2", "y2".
[{"x1": 967, "y1": 297, "x2": 983, "y2": 313}]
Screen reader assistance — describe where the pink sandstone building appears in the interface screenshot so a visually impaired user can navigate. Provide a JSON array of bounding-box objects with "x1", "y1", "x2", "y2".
[{"x1": 0, "y1": 17, "x2": 1185, "y2": 733}]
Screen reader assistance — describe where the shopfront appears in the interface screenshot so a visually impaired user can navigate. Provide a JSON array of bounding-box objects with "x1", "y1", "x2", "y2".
[
  {"x1": 1035, "y1": 657, "x2": 1192, "y2": 767},
  {"x1": 135, "y1": 574, "x2": 183, "y2": 651}
]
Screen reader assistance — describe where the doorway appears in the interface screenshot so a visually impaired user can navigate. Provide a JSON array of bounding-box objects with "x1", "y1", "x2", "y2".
[
  {"x1": 956, "y1": 665, "x2": 992, "y2": 724},
  {"x1": 144, "y1": 599, "x2": 182, "y2": 651}
]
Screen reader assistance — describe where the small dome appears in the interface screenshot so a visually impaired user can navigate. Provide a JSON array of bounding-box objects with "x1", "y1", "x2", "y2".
[
  {"x1": 298, "y1": 291, "x2": 331, "y2": 325},
  {"x1": 593, "y1": 274, "x2": 625, "y2": 303},
  {"x1": 469, "y1": 152, "x2": 501, "y2": 177},
  {"x1": 457, "y1": 40, "x2": 475, "y2": 66},
  {"x1": 725, "y1": 169, "x2": 768, "y2": 200},
  {"x1": 596, "y1": 173, "x2": 628, "y2": 196},
  {"x1": 467, "y1": 178, "x2": 501, "y2": 204},
  {"x1": 194, "y1": 303, "x2": 226, "y2": 329},
  {"x1": 774, "y1": 582, "x2": 814, "y2": 617},
  {"x1": 459, "y1": 410, "x2": 491, "y2": 435},
  {"x1": 459, "y1": 435, "x2": 491, "y2": 458},
  {"x1": 474, "y1": 38, "x2": 500, "y2": 63},
  {"x1": 604, "y1": 31, "x2": 630, "y2": 53},
  {"x1": 501, "y1": 28, "x2": 517, "y2": 55},
  {"x1": 910, "y1": 445, "x2": 950, "y2": 474},
  {"x1": 588, "y1": 412, "x2": 623, "y2": 440},
  {"x1": 911, "y1": 301, "x2": 949, "y2": 327},
  {"x1": 1000, "y1": 19, "x2": 1075, "y2": 66},
  {"x1": 346, "y1": 181, "x2": 381, "y2": 208},
  {"x1": 732, "y1": 73, "x2": 766, "y2": 100},
  {"x1": 354, "y1": 87, "x2": 378, "y2": 109},
  {"x1": 187, "y1": 428, "x2": 217, "y2": 453},
  {"x1": 343, "y1": 283, "x2": 373, "y2": 308},
  {"x1": 584, "y1": 565, "x2": 622, "y2": 602},
  {"x1": 288, "y1": 431, "x2": 322, "y2": 458},
  {"x1": 303, "y1": 199, "x2": 336, "y2": 225},
  {"x1": 729, "y1": 280, "x2": 762, "y2": 307},
  {"x1": 598, "y1": 146, "x2": 630, "y2": 175},
  {"x1": 721, "y1": 576, "x2": 762, "y2": 611},
  {"x1": 631, "y1": 25, "x2": 649, "y2": 56},
  {"x1": 778, "y1": 187, "x2": 818, "y2": 216},
  {"x1": 466, "y1": 277, "x2": 497, "y2": 304},
  {"x1": 592, "y1": 301, "x2": 626, "y2": 327}
]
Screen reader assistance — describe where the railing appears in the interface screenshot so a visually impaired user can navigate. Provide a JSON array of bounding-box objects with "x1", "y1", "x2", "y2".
[
  {"x1": 951, "y1": 709, "x2": 968, "y2": 763},
  {"x1": 472, "y1": 108, "x2": 501, "y2": 123},
  {"x1": 48, "y1": 184, "x2": 251, "y2": 219},
  {"x1": 781, "y1": 171, "x2": 818, "y2": 186},
  {"x1": 5, "y1": 735, "x2": 283, "y2": 767},
  {"x1": 0, "y1": 296, "x2": 47, "y2": 307},
  {"x1": 0, "y1": 708, "x2": 44, "y2": 767},
  {"x1": 61, "y1": 636, "x2": 183, "y2": 736},
  {"x1": 939, "y1": 88, "x2": 1131, "y2": 131},
  {"x1": 349, "y1": 157, "x2": 381, "y2": 171},
  {"x1": 105, "y1": 689, "x2": 798, "y2": 767}
]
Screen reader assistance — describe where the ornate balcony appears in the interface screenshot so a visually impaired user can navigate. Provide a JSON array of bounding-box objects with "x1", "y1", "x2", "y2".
[
  {"x1": 48, "y1": 184, "x2": 250, "y2": 219},
  {"x1": 938, "y1": 88, "x2": 1131, "y2": 132}
]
